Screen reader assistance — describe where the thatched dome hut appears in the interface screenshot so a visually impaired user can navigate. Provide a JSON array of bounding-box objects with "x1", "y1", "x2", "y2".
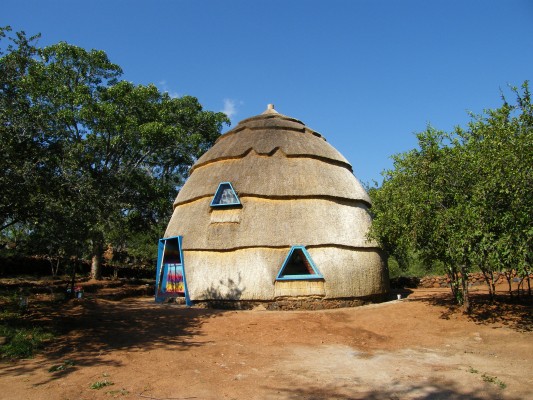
[{"x1": 164, "y1": 105, "x2": 389, "y2": 306}]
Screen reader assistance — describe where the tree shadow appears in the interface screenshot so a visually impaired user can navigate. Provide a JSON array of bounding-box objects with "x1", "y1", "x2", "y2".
[
  {"x1": 0, "y1": 294, "x2": 226, "y2": 383},
  {"x1": 409, "y1": 291, "x2": 533, "y2": 332},
  {"x1": 269, "y1": 380, "x2": 520, "y2": 400},
  {"x1": 200, "y1": 273, "x2": 248, "y2": 309},
  {"x1": 466, "y1": 295, "x2": 533, "y2": 332}
]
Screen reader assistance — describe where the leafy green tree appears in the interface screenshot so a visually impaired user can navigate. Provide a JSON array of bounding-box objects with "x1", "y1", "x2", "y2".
[
  {"x1": 1, "y1": 27, "x2": 230, "y2": 278},
  {"x1": 369, "y1": 82, "x2": 533, "y2": 310},
  {"x1": 458, "y1": 84, "x2": 533, "y2": 298},
  {"x1": 0, "y1": 26, "x2": 46, "y2": 233}
]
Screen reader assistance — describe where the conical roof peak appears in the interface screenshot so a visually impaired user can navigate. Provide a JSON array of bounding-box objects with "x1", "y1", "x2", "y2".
[
  {"x1": 261, "y1": 104, "x2": 279, "y2": 115},
  {"x1": 236, "y1": 104, "x2": 303, "y2": 127}
]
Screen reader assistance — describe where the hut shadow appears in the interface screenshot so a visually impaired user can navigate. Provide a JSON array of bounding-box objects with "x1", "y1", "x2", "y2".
[
  {"x1": 268, "y1": 381, "x2": 521, "y2": 400},
  {"x1": 0, "y1": 296, "x2": 225, "y2": 383}
]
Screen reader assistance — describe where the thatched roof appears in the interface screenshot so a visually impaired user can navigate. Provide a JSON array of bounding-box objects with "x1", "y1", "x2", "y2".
[{"x1": 175, "y1": 107, "x2": 370, "y2": 206}]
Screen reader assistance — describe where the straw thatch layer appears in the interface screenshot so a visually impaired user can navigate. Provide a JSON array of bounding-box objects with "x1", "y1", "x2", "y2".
[
  {"x1": 309, "y1": 247, "x2": 388, "y2": 298},
  {"x1": 274, "y1": 280, "x2": 326, "y2": 297},
  {"x1": 165, "y1": 107, "x2": 388, "y2": 302},
  {"x1": 183, "y1": 248, "x2": 283, "y2": 300},
  {"x1": 182, "y1": 246, "x2": 387, "y2": 301},
  {"x1": 193, "y1": 124, "x2": 350, "y2": 171},
  {"x1": 235, "y1": 112, "x2": 304, "y2": 127},
  {"x1": 229, "y1": 115, "x2": 306, "y2": 132},
  {"x1": 166, "y1": 197, "x2": 377, "y2": 250},
  {"x1": 176, "y1": 150, "x2": 369, "y2": 205}
]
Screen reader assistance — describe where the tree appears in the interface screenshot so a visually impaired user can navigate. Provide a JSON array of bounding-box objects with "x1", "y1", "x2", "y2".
[
  {"x1": 0, "y1": 27, "x2": 230, "y2": 278},
  {"x1": 369, "y1": 82, "x2": 533, "y2": 310},
  {"x1": 0, "y1": 26, "x2": 47, "y2": 233},
  {"x1": 459, "y1": 83, "x2": 533, "y2": 298}
]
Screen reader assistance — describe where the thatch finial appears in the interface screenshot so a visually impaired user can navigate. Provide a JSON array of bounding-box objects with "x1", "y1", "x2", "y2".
[{"x1": 262, "y1": 103, "x2": 279, "y2": 115}]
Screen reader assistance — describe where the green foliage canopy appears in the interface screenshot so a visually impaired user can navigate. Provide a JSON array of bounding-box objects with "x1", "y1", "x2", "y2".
[
  {"x1": 0, "y1": 26, "x2": 230, "y2": 276},
  {"x1": 369, "y1": 82, "x2": 533, "y2": 307}
]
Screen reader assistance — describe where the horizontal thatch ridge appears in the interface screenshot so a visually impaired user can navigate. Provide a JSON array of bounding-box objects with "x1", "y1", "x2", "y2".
[
  {"x1": 194, "y1": 125, "x2": 348, "y2": 168},
  {"x1": 166, "y1": 197, "x2": 377, "y2": 249},
  {"x1": 192, "y1": 148, "x2": 353, "y2": 175},
  {"x1": 178, "y1": 151, "x2": 368, "y2": 205},
  {"x1": 176, "y1": 243, "x2": 381, "y2": 253},
  {"x1": 174, "y1": 194, "x2": 371, "y2": 208}
]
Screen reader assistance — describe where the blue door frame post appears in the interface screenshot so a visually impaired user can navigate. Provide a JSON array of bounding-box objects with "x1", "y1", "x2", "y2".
[
  {"x1": 155, "y1": 239, "x2": 165, "y2": 302},
  {"x1": 155, "y1": 236, "x2": 192, "y2": 306}
]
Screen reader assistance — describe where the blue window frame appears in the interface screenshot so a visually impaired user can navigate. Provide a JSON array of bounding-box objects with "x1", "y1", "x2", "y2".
[
  {"x1": 210, "y1": 182, "x2": 241, "y2": 207},
  {"x1": 276, "y1": 246, "x2": 323, "y2": 281}
]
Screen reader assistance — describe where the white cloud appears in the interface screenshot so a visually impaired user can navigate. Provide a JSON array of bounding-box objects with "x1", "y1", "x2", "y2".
[
  {"x1": 221, "y1": 98, "x2": 239, "y2": 119},
  {"x1": 158, "y1": 80, "x2": 180, "y2": 98}
]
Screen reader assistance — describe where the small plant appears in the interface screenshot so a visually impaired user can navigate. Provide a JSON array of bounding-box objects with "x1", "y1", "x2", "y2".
[
  {"x1": 48, "y1": 359, "x2": 75, "y2": 372},
  {"x1": 90, "y1": 379, "x2": 114, "y2": 390},
  {"x1": 467, "y1": 366, "x2": 506, "y2": 389},
  {"x1": 482, "y1": 373, "x2": 507, "y2": 389}
]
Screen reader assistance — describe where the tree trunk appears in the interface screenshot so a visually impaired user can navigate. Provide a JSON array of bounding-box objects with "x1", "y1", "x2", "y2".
[
  {"x1": 91, "y1": 240, "x2": 104, "y2": 280},
  {"x1": 481, "y1": 269, "x2": 495, "y2": 302},
  {"x1": 522, "y1": 264, "x2": 531, "y2": 297},
  {"x1": 69, "y1": 258, "x2": 77, "y2": 299},
  {"x1": 47, "y1": 256, "x2": 60, "y2": 277},
  {"x1": 504, "y1": 270, "x2": 513, "y2": 299},
  {"x1": 446, "y1": 265, "x2": 461, "y2": 304},
  {"x1": 461, "y1": 265, "x2": 470, "y2": 313}
]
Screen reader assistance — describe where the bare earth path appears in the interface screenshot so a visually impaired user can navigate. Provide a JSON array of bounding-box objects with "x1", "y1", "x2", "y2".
[{"x1": 1, "y1": 286, "x2": 532, "y2": 399}]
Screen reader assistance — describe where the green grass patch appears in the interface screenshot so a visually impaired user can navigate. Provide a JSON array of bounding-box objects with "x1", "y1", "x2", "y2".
[
  {"x1": 0, "y1": 290, "x2": 54, "y2": 359},
  {"x1": 0, "y1": 325, "x2": 53, "y2": 359}
]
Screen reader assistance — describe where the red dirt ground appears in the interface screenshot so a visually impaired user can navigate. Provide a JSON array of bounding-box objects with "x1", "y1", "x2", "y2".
[{"x1": 1, "y1": 283, "x2": 532, "y2": 400}]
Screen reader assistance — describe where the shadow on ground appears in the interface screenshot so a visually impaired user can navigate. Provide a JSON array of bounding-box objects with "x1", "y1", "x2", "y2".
[
  {"x1": 271, "y1": 380, "x2": 519, "y2": 400},
  {"x1": 408, "y1": 290, "x2": 533, "y2": 333},
  {"x1": 0, "y1": 295, "x2": 224, "y2": 384}
]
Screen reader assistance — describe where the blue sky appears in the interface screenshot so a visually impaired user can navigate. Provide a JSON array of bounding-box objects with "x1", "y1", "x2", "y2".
[{"x1": 3, "y1": 0, "x2": 532, "y2": 185}]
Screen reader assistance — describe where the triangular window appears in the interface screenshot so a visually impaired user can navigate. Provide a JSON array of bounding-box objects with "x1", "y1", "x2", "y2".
[
  {"x1": 276, "y1": 246, "x2": 323, "y2": 281},
  {"x1": 210, "y1": 182, "x2": 241, "y2": 207}
]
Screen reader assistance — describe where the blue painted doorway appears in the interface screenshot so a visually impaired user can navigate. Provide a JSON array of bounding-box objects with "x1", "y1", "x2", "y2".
[{"x1": 155, "y1": 236, "x2": 191, "y2": 305}]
